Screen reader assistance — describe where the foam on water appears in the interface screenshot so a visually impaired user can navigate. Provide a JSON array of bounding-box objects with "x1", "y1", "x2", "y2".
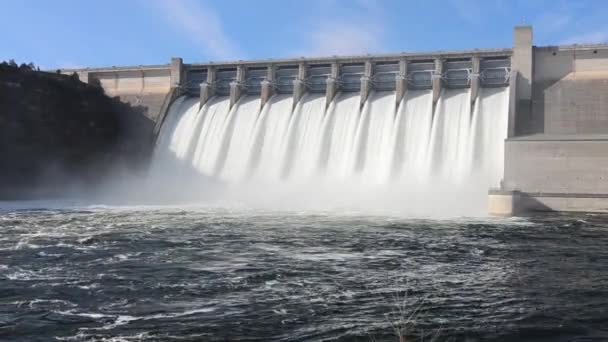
[{"x1": 2, "y1": 206, "x2": 605, "y2": 341}]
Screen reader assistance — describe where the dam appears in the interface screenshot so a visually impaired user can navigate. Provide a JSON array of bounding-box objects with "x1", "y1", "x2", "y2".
[{"x1": 61, "y1": 26, "x2": 608, "y2": 215}]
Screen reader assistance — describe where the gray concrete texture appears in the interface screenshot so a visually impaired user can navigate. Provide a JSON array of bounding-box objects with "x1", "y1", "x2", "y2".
[
  {"x1": 503, "y1": 139, "x2": 608, "y2": 195},
  {"x1": 87, "y1": 68, "x2": 171, "y2": 123},
  {"x1": 530, "y1": 48, "x2": 608, "y2": 135}
]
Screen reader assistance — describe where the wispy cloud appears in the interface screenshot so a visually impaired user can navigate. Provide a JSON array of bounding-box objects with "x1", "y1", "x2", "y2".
[
  {"x1": 561, "y1": 30, "x2": 608, "y2": 45},
  {"x1": 291, "y1": 1, "x2": 386, "y2": 57},
  {"x1": 447, "y1": 0, "x2": 510, "y2": 25},
  {"x1": 298, "y1": 22, "x2": 384, "y2": 57},
  {"x1": 532, "y1": 0, "x2": 589, "y2": 35},
  {"x1": 144, "y1": 0, "x2": 243, "y2": 61},
  {"x1": 447, "y1": 0, "x2": 485, "y2": 25},
  {"x1": 535, "y1": 12, "x2": 572, "y2": 34},
  {"x1": 541, "y1": 0, "x2": 608, "y2": 44}
]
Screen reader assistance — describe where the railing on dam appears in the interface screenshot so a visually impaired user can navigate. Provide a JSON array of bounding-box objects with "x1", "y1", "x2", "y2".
[
  {"x1": 307, "y1": 65, "x2": 332, "y2": 93},
  {"x1": 186, "y1": 69, "x2": 207, "y2": 93},
  {"x1": 275, "y1": 66, "x2": 298, "y2": 94},
  {"x1": 408, "y1": 61, "x2": 435, "y2": 89},
  {"x1": 215, "y1": 69, "x2": 237, "y2": 96},
  {"x1": 373, "y1": 62, "x2": 399, "y2": 91},
  {"x1": 340, "y1": 64, "x2": 365, "y2": 92},
  {"x1": 444, "y1": 59, "x2": 472, "y2": 88},
  {"x1": 179, "y1": 51, "x2": 512, "y2": 96},
  {"x1": 480, "y1": 58, "x2": 510, "y2": 87}
]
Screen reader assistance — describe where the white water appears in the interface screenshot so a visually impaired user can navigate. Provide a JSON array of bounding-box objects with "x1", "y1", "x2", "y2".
[
  {"x1": 248, "y1": 94, "x2": 293, "y2": 181},
  {"x1": 471, "y1": 87, "x2": 510, "y2": 188},
  {"x1": 151, "y1": 97, "x2": 200, "y2": 178},
  {"x1": 393, "y1": 90, "x2": 434, "y2": 182},
  {"x1": 354, "y1": 92, "x2": 397, "y2": 184},
  {"x1": 319, "y1": 93, "x2": 361, "y2": 181},
  {"x1": 191, "y1": 97, "x2": 232, "y2": 176},
  {"x1": 216, "y1": 96, "x2": 262, "y2": 181},
  {"x1": 150, "y1": 87, "x2": 510, "y2": 216},
  {"x1": 429, "y1": 89, "x2": 473, "y2": 183},
  {"x1": 281, "y1": 93, "x2": 327, "y2": 180}
]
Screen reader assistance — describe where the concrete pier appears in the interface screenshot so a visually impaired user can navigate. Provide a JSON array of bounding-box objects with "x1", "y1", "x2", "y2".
[
  {"x1": 229, "y1": 65, "x2": 245, "y2": 109},
  {"x1": 325, "y1": 78, "x2": 337, "y2": 107},
  {"x1": 325, "y1": 63, "x2": 340, "y2": 107},
  {"x1": 507, "y1": 70, "x2": 517, "y2": 138},
  {"x1": 360, "y1": 61, "x2": 373, "y2": 107},
  {"x1": 512, "y1": 26, "x2": 533, "y2": 135},
  {"x1": 432, "y1": 58, "x2": 443, "y2": 107},
  {"x1": 470, "y1": 55, "x2": 480, "y2": 105},
  {"x1": 200, "y1": 67, "x2": 216, "y2": 108},
  {"x1": 260, "y1": 65, "x2": 275, "y2": 108},
  {"x1": 292, "y1": 63, "x2": 307, "y2": 109},
  {"x1": 488, "y1": 190, "x2": 522, "y2": 216},
  {"x1": 395, "y1": 59, "x2": 407, "y2": 105},
  {"x1": 170, "y1": 57, "x2": 183, "y2": 87}
]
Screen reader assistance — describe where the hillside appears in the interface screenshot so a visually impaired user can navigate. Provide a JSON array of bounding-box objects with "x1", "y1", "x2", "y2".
[{"x1": 0, "y1": 62, "x2": 154, "y2": 199}]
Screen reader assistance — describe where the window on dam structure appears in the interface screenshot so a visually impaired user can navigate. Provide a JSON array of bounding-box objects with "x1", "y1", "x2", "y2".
[
  {"x1": 307, "y1": 65, "x2": 331, "y2": 93},
  {"x1": 480, "y1": 57, "x2": 511, "y2": 87},
  {"x1": 407, "y1": 61, "x2": 435, "y2": 89},
  {"x1": 245, "y1": 67, "x2": 266, "y2": 95},
  {"x1": 185, "y1": 69, "x2": 207, "y2": 94},
  {"x1": 444, "y1": 59, "x2": 472, "y2": 88},
  {"x1": 373, "y1": 62, "x2": 399, "y2": 91},
  {"x1": 275, "y1": 66, "x2": 298, "y2": 94},
  {"x1": 215, "y1": 68, "x2": 237, "y2": 96},
  {"x1": 339, "y1": 63, "x2": 364, "y2": 92}
]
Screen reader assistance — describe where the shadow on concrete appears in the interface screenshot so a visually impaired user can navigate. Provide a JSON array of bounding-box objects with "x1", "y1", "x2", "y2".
[
  {"x1": 517, "y1": 192, "x2": 554, "y2": 213},
  {"x1": 521, "y1": 46, "x2": 575, "y2": 136}
]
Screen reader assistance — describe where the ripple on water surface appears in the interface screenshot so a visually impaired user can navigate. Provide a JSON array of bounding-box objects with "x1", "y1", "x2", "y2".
[{"x1": 0, "y1": 205, "x2": 608, "y2": 341}]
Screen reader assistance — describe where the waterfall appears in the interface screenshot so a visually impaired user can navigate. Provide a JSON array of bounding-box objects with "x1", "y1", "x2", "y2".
[
  {"x1": 281, "y1": 93, "x2": 327, "y2": 180},
  {"x1": 191, "y1": 97, "x2": 232, "y2": 176},
  {"x1": 428, "y1": 88, "x2": 473, "y2": 183},
  {"x1": 354, "y1": 91, "x2": 396, "y2": 184},
  {"x1": 393, "y1": 90, "x2": 434, "y2": 182},
  {"x1": 248, "y1": 94, "x2": 293, "y2": 181},
  {"x1": 319, "y1": 92, "x2": 361, "y2": 181},
  {"x1": 216, "y1": 96, "x2": 262, "y2": 181},
  {"x1": 470, "y1": 87, "x2": 510, "y2": 189},
  {"x1": 150, "y1": 86, "x2": 510, "y2": 215}
]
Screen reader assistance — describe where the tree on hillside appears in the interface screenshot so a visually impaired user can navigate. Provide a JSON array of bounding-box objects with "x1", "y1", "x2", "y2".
[{"x1": 1, "y1": 60, "x2": 36, "y2": 71}]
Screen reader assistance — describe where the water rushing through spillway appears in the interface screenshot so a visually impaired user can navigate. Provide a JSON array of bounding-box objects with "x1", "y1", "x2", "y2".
[{"x1": 152, "y1": 88, "x2": 509, "y2": 215}]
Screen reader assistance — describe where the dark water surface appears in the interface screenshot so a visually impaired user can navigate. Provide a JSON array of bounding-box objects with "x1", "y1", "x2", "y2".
[{"x1": 1, "y1": 204, "x2": 608, "y2": 341}]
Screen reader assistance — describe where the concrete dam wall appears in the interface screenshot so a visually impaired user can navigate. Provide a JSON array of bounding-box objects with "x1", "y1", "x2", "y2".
[
  {"x1": 60, "y1": 26, "x2": 608, "y2": 215},
  {"x1": 70, "y1": 65, "x2": 173, "y2": 124}
]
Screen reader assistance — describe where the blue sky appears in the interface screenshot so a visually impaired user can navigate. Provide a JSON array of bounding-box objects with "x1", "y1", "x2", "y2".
[{"x1": 1, "y1": 0, "x2": 607, "y2": 69}]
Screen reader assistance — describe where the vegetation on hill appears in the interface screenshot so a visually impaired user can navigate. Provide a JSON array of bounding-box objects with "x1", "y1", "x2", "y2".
[{"x1": 0, "y1": 61, "x2": 154, "y2": 199}]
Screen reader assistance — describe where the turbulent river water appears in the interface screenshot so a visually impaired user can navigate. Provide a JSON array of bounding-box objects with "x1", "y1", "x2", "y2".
[{"x1": 1, "y1": 203, "x2": 607, "y2": 341}]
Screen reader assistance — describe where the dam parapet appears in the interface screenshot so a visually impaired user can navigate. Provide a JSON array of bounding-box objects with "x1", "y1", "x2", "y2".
[
  {"x1": 60, "y1": 26, "x2": 608, "y2": 215},
  {"x1": 62, "y1": 48, "x2": 512, "y2": 124}
]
